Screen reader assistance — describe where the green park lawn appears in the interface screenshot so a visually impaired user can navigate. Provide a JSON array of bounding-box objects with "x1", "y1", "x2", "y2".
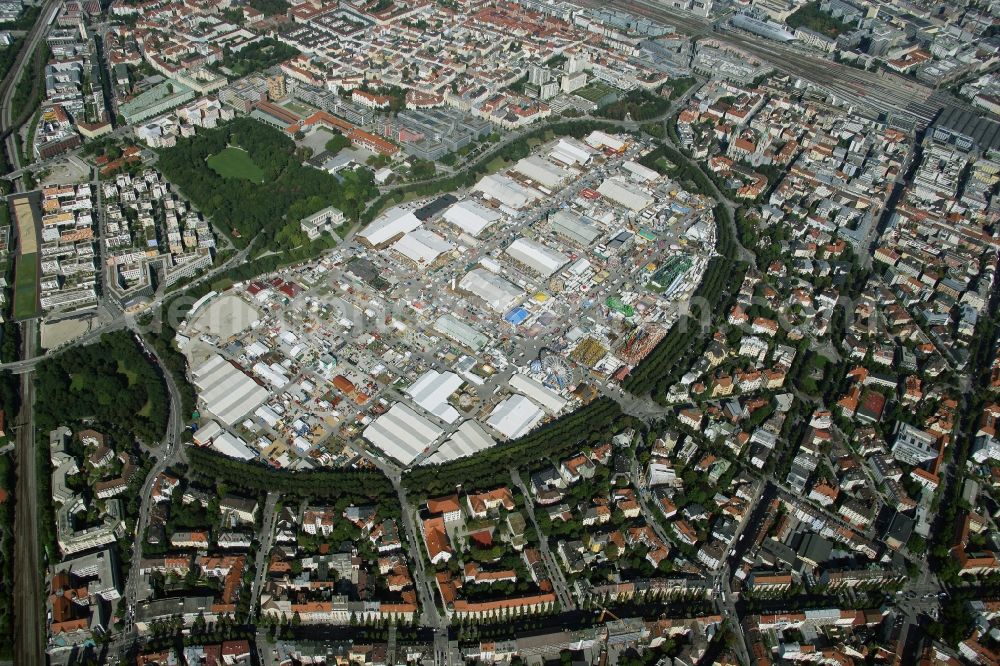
[
  {"x1": 574, "y1": 81, "x2": 616, "y2": 103},
  {"x1": 12, "y1": 252, "x2": 38, "y2": 320},
  {"x1": 207, "y1": 146, "x2": 266, "y2": 183}
]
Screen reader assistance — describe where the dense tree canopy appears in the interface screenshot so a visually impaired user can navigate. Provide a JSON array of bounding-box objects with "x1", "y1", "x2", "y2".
[
  {"x1": 595, "y1": 89, "x2": 670, "y2": 122},
  {"x1": 325, "y1": 133, "x2": 351, "y2": 155},
  {"x1": 0, "y1": 371, "x2": 18, "y2": 425},
  {"x1": 34, "y1": 331, "x2": 168, "y2": 443},
  {"x1": 186, "y1": 446, "x2": 398, "y2": 516},
  {"x1": 221, "y1": 37, "x2": 298, "y2": 77},
  {"x1": 402, "y1": 398, "x2": 630, "y2": 498},
  {"x1": 619, "y1": 145, "x2": 746, "y2": 402},
  {"x1": 156, "y1": 117, "x2": 377, "y2": 249},
  {"x1": 248, "y1": 0, "x2": 289, "y2": 16}
]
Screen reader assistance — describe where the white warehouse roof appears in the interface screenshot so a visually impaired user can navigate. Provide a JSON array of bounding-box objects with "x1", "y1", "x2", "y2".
[
  {"x1": 245, "y1": 341, "x2": 268, "y2": 358},
  {"x1": 255, "y1": 405, "x2": 281, "y2": 428},
  {"x1": 623, "y1": 160, "x2": 660, "y2": 183},
  {"x1": 550, "y1": 137, "x2": 597, "y2": 165},
  {"x1": 253, "y1": 361, "x2": 288, "y2": 389},
  {"x1": 363, "y1": 403, "x2": 443, "y2": 466},
  {"x1": 474, "y1": 174, "x2": 541, "y2": 210},
  {"x1": 458, "y1": 268, "x2": 523, "y2": 312},
  {"x1": 487, "y1": 394, "x2": 545, "y2": 440},
  {"x1": 423, "y1": 420, "x2": 496, "y2": 464},
  {"x1": 585, "y1": 130, "x2": 626, "y2": 152},
  {"x1": 597, "y1": 177, "x2": 654, "y2": 212},
  {"x1": 508, "y1": 374, "x2": 567, "y2": 414},
  {"x1": 549, "y1": 209, "x2": 600, "y2": 246},
  {"x1": 505, "y1": 237, "x2": 569, "y2": 277},
  {"x1": 359, "y1": 206, "x2": 422, "y2": 247},
  {"x1": 213, "y1": 431, "x2": 256, "y2": 461},
  {"x1": 405, "y1": 370, "x2": 463, "y2": 424},
  {"x1": 434, "y1": 314, "x2": 489, "y2": 351},
  {"x1": 192, "y1": 354, "x2": 269, "y2": 427},
  {"x1": 193, "y1": 420, "x2": 222, "y2": 446},
  {"x1": 391, "y1": 228, "x2": 454, "y2": 268},
  {"x1": 443, "y1": 199, "x2": 502, "y2": 237},
  {"x1": 513, "y1": 155, "x2": 571, "y2": 190}
]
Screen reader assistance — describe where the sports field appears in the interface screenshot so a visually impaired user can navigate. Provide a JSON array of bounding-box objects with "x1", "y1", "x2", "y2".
[
  {"x1": 207, "y1": 146, "x2": 265, "y2": 183},
  {"x1": 13, "y1": 252, "x2": 39, "y2": 320},
  {"x1": 12, "y1": 196, "x2": 37, "y2": 254}
]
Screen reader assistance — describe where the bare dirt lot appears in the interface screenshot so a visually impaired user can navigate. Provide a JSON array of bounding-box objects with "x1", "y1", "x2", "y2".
[{"x1": 41, "y1": 315, "x2": 96, "y2": 349}]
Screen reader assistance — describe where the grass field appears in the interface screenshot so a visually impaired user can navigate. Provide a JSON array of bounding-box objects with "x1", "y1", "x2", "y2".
[
  {"x1": 116, "y1": 359, "x2": 138, "y2": 384},
  {"x1": 485, "y1": 156, "x2": 510, "y2": 174},
  {"x1": 280, "y1": 100, "x2": 316, "y2": 117},
  {"x1": 211, "y1": 277, "x2": 234, "y2": 293},
  {"x1": 13, "y1": 252, "x2": 38, "y2": 320},
  {"x1": 654, "y1": 157, "x2": 678, "y2": 174},
  {"x1": 207, "y1": 146, "x2": 265, "y2": 183},
  {"x1": 574, "y1": 81, "x2": 616, "y2": 103}
]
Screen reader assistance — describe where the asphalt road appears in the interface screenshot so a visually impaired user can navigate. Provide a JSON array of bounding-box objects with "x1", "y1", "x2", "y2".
[
  {"x1": 248, "y1": 490, "x2": 281, "y2": 617},
  {"x1": 110, "y1": 326, "x2": 187, "y2": 664},
  {"x1": 0, "y1": 239, "x2": 256, "y2": 374},
  {"x1": 393, "y1": 475, "x2": 444, "y2": 630},
  {"x1": 510, "y1": 468, "x2": 576, "y2": 612},
  {"x1": 339, "y1": 438, "x2": 445, "y2": 631},
  {"x1": 0, "y1": 4, "x2": 956, "y2": 657},
  {"x1": 1, "y1": 0, "x2": 61, "y2": 180}
]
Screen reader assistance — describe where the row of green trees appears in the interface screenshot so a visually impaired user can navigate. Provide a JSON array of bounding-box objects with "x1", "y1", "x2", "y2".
[
  {"x1": 0, "y1": 372, "x2": 17, "y2": 436},
  {"x1": 0, "y1": 38, "x2": 23, "y2": 91},
  {"x1": 929, "y1": 266, "x2": 1000, "y2": 587},
  {"x1": 621, "y1": 156, "x2": 747, "y2": 401},
  {"x1": 402, "y1": 398, "x2": 630, "y2": 498},
  {"x1": 152, "y1": 122, "x2": 684, "y2": 506},
  {"x1": 146, "y1": 317, "x2": 197, "y2": 419},
  {"x1": 0, "y1": 453, "x2": 14, "y2": 659},
  {"x1": 10, "y1": 44, "x2": 49, "y2": 126},
  {"x1": 143, "y1": 230, "x2": 352, "y2": 420},
  {"x1": 361, "y1": 119, "x2": 633, "y2": 225},
  {"x1": 186, "y1": 446, "x2": 397, "y2": 513}
]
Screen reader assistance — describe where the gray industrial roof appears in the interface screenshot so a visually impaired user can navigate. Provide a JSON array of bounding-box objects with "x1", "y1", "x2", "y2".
[{"x1": 932, "y1": 106, "x2": 1000, "y2": 152}]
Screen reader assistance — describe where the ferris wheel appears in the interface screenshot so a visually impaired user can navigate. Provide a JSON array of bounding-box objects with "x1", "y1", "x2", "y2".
[{"x1": 539, "y1": 347, "x2": 572, "y2": 389}]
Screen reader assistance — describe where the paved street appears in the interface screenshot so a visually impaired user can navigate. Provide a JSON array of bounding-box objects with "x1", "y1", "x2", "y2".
[
  {"x1": 712, "y1": 481, "x2": 764, "y2": 666},
  {"x1": 392, "y1": 475, "x2": 444, "y2": 630},
  {"x1": 0, "y1": 239, "x2": 257, "y2": 375},
  {"x1": 510, "y1": 468, "x2": 576, "y2": 612},
  {"x1": 249, "y1": 491, "x2": 281, "y2": 617},
  {"x1": 1, "y1": 0, "x2": 62, "y2": 174},
  {"x1": 108, "y1": 325, "x2": 187, "y2": 664},
  {"x1": 339, "y1": 437, "x2": 445, "y2": 631}
]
